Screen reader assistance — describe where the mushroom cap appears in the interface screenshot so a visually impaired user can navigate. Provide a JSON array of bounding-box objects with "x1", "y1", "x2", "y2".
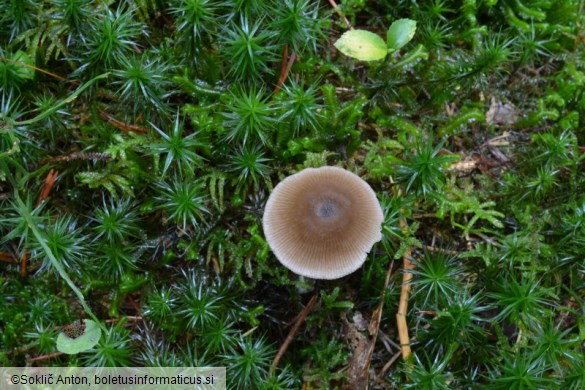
[{"x1": 263, "y1": 166, "x2": 383, "y2": 280}]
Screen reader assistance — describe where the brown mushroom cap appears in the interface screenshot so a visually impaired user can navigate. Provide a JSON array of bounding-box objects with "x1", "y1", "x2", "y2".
[{"x1": 263, "y1": 166, "x2": 383, "y2": 279}]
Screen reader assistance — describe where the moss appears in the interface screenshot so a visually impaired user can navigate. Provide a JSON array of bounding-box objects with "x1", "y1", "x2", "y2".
[{"x1": 1, "y1": 0, "x2": 584, "y2": 388}]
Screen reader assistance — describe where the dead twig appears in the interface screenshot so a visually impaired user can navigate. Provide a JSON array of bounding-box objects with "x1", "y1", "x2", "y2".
[
  {"x1": 37, "y1": 169, "x2": 59, "y2": 205},
  {"x1": 20, "y1": 251, "x2": 29, "y2": 278},
  {"x1": 377, "y1": 350, "x2": 403, "y2": 380},
  {"x1": 378, "y1": 329, "x2": 401, "y2": 351},
  {"x1": 271, "y1": 294, "x2": 318, "y2": 374},
  {"x1": 346, "y1": 258, "x2": 395, "y2": 389},
  {"x1": 327, "y1": 0, "x2": 353, "y2": 30},
  {"x1": 54, "y1": 316, "x2": 143, "y2": 331},
  {"x1": 0, "y1": 57, "x2": 70, "y2": 83},
  {"x1": 39, "y1": 152, "x2": 112, "y2": 166},
  {"x1": 396, "y1": 216, "x2": 415, "y2": 361},
  {"x1": 99, "y1": 109, "x2": 148, "y2": 134},
  {"x1": 423, "y1": 245, "x2": 460, "y2": 256},
  {"x1": 29, "y1": 351, "x2": 64, "y2": 363},
  {"x1": 0, "y1": 252, "x2": 17, "y2": 263},
  {"x1": 274, "y1": 45, "x2": 297, "y2": 94},
  {"x1": 473, "y1": 232, "x2": 501, "y2": 247}
]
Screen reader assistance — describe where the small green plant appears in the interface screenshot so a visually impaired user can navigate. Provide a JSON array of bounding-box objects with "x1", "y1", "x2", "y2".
[
  {"x1": 401, "y1": 352, "x2": 452, "y2": 389},
  {"x1": 1, "y1": 1, "x2": 584, "y2": 387},
  {"x1": 169, "y1": 0, "x2": 218, "y2": 55},
  {"x1": 223, "y1": 336, "x2": 275, "y2": 389},
  {"x1": 270, "y1": 0, "x2": 321, "y2": 54},
  {"x1": 0, "y1": 50, "x2": 34, "y2": 93},
  {"x1": 155, "y1": 176, "x2": 209, "y2": 231},
  {"x1": 82, "y1": 324, "x2": 133, "y2": 367},
  {"x1": 410, "y1": 251, "x2": 464, "y2": 307},
  {"x1": 80, "y1": 6, "x2": 144, "y2": 72},
  {"x1": 144, "y1": 286, "x2": 178, "y2": 329},
  {"x1": 149, "y1": 116, "x2": 204, "y2": 177},
  {"x1": 334, "y1": 18, "x2": 417, "y2": 61},
  {"x1": 227, "y1": 144, "x2": 271, "y2": 196},
  {"x1": 220, "y1": 18, "x2": 277, "y2": 81},
  {"x1": 277, "y1": 80, "x2": 321, "y2": 140},
  {"x1": 487, "y1": 349, "x2": 558, "y2": 389},
  {"x1": 178, "y1": 279, "x2": 224, "y2": 329},
  {"x1": 222, "y1": 86, "x2": 275, "y2": 145},
  {"x1": 113, "y1": 53, "x2": 172, "y2": 117},
  {"x1": 489, "y1": 276, "x2": 555, "y2": 327},
  {"x1": 31, "y1": 215, "x2": 88, "y2": 276},
  {"x1": 396, "y1": 140, "x2": 459, "y2": 198}
]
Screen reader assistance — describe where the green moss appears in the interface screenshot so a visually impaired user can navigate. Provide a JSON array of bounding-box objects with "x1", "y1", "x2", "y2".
[{"x1": 1, "y1": 0, "x2": 584, "y2": 388}]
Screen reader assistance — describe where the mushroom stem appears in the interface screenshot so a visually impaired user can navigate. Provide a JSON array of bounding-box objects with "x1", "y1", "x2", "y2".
[
  {"x1": 271, "y1": 294, "x2": 319, "y2": 374},
  {"x1": 396, "y1": 216, "x2": 415, "y2": 361}
]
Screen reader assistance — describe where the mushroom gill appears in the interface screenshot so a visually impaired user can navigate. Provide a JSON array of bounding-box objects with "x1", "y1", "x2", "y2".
[{"x1": 263, "y1": 166, "x2": 384, "y2": 279}]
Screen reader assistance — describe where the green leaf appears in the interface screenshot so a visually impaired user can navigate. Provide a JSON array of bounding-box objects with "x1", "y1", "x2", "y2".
[
  {"x1": 386, "y1": 19, "x2": 417, "y2": 52},
  {"x1": 56, "y1": 319, "x2": 102, "y2": 355},
  {"x1": 334, "y1": 30, "x2": 387, "y2": 61}
]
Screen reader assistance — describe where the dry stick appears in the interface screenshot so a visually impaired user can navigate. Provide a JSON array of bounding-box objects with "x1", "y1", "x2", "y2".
[
  {"x1": 396, "y1": 216, "x2": 415, "y2": 361},
  {"x1": 99, "y1": 110, "x2": 148, "y2": 133},
  {"x1": 274, "y1": 44, "x2": 289, "y2": 94},
  {"x1": 377, "y1": 350, "x2": 403, "y2": 380},
  {"x1": 39, "y1": 152, "x2": 112, "y2": 166},
  {"x1": 271, "y1": 294, "x2": 318, "y2": 374},
  {"x1": 274, "y1": 47, "x2": 297, "y2": 94},
  {"x1": 0, "y1": 57, "x2": 69, "y2": 82},
  {"x1": 362, "y1": 257, "x2": 395, "y2": 367},
  {"x1": 0, "y1": 252, "x2": 16, "y2": 263},
  {"x1": 37, "y1": 169, "x2": 59, "y2": 205},
  {"x1": 423, "y1": 245, "x2": 459, "y2": 256},
  {"x1": 54, "y1": 316, "x2": 144, "y2": 331},
  {"x1": 20, "y1": 250, "x2": 28, "y2": 278},
  {"x1": 327, "y1": 0, "x2": 353, "y2": 30},
  {"x1": 29, "y1": 351, "x2": 64, "y2": 362}
]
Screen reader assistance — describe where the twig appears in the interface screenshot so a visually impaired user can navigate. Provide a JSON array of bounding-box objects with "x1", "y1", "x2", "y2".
[
  {"x1": 20, "y1": 251, "x2": 29, "y2": 278},
  {"x1": 54, "y1": 316, "x2": 143, "y2": 331},
  {"x1": 271, "y1": 294, "x2": 318, "y2": 374},
  {"x1": 0, "y1": 57, "x2": 70, "y2": 82},
  {"x1": 327, "y1": 0, "x2": 353, "y2": 30},
  {"x1": 99, "y1": 109, "x2": 148, "y2": 133},
  {"x1": 423, "y1": 245, "x2": 460, "y2": 256},
  {"x1": 29, "y1": 351, "x2": 64, "y2": 362},
  {"x1": 37, "y1": 169, "x2": 59, "y2": 205},
  {"x1": 0, "y1": 252, "x2": 17, "y2": 263},
  {"x1": 39, "y1": 152, "x2": 112, "y2": 166},
  {"x1": 274, "y1": 45, "x2": 297, "y2": 94},
  {"x1": 473, "y1": 232, "x2": 501, "y2": 247},
  {"x1": 378, "y1": 329, "x2": 401, "y2": 351},
  {"x1": 346, "y1": 258, "x2": 395, "y2": 388},
  {"x1": 377, "y1": 350, "x2": 403, "y2": 380},
  {"x1": 464, "y1": 230, "x2": 473, "y2": 251},
  {"x1": 366, "y1": 257, "x2": 395, "y2": 352},
  {"x1": 396, "y1": 217, "x2": 415, "y2": 361},
  {"x1": 301, "y1": 360, "x2": 313, "y2": 390}
]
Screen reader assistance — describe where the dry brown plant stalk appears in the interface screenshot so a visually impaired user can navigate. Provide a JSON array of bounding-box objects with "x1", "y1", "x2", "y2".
[
  {"x1": 327, "y1": 0, "x2": 353, "y2": 30},
  {"x1": 271, "y1": 294, "x2": 318, "y2": 373},
  {"x1": 396, "y1": 216, "x2": 415, "y2": 360}
]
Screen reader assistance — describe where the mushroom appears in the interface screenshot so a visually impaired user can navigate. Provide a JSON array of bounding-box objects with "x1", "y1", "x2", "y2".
[{"x1": 263, "y1": 166, "x2": 383, "y2": 279}]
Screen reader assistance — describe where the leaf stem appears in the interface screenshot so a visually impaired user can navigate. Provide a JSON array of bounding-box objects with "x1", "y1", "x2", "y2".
[{"x1": 15, "y1": 192, "x2": 104, "y2": 331}]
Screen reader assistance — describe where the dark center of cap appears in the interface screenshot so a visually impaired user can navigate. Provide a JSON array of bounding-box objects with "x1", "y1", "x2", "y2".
[{"x1": 315, "y1": 199, "x2": 338, "y2": 220}]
